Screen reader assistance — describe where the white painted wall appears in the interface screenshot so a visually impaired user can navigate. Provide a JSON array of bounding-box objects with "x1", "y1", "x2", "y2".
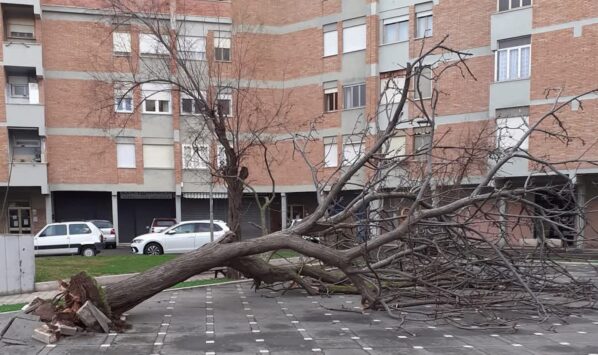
[{"x1": 0, "y1": 235, "x2": 35, "y2": 295}]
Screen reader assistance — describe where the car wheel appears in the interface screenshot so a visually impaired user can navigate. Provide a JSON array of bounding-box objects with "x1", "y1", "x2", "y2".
[
  {"x1": 144, "y1": 243, "x2": 163, "y2": 255},
  {"x1": 81, "y1": 247, "x2": 96, "y2": 257}
]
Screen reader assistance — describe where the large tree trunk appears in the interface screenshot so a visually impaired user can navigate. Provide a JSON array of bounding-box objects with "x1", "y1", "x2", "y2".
[{"x1": 103, "y1": 233, "x2": 347, "y2": 315}]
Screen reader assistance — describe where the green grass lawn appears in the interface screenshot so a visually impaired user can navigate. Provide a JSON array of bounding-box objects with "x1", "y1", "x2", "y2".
[
  {"x1": 35, "y1": 249, "x2": 300, "y2": 283},
  {"x1": 35, "y1": 254, "x2": 177, "y2": 282},
  {"x1": 0, "y1": 303, "x2": 26, "y2": 313}
]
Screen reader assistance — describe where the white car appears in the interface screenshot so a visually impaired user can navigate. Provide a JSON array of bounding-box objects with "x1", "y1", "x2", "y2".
[
  {"x1": 34, "y1": 222, "x2": 104, "y2": 257},
  {"x1": 130, "y1": 220, "x2": 229, "y2": 255},
  {"x1": 88, "y1": 220, "x2": 117, "y2": 249}
]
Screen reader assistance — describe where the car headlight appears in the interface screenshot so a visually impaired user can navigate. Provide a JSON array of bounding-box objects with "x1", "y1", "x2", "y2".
[{"x1": 131, "y1": 239, "x2": 142, "y2": 244}]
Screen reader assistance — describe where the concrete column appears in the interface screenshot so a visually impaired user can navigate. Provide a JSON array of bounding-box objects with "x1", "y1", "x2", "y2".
[
  {"x1": 44, "y1": 194, "x2": 53, "y2": 224},
  {"x1": 111, "y1": 192, "x2": 119, "y2": 245},
  {"x1": 281, "y1": 192, "x2": 287, "y2": 230},
  {"x1": 175, "y1": 194, "x2": 182, "y2": 223}
]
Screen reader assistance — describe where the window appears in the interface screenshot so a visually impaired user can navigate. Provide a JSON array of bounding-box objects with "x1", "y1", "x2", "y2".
[
  {"x1": 181, "y1": 92, "x2": 207, "y2": 115},
  {"x1": 143, "y1": 145, "x2": 174, "y2": 169},
  {"x1": 10, "y1": 83, "x2": 28, "y2": 98},
  {"x1": 142, "y1": 83, "x2": 171, "y2": 114},
  {"x1": 388, "y1": 135, "x2": 406, "y2": 157},
  {"x1": 343, "y1": 24, "x2": 366, "y2": 53},
  {"x1": 496, "y1": 37, "x2": 531, "y2": 82},
  {"x1": 113, "y1": 32, "x2": 131, "y2": 54},
  {"x1": 324, "y1": 88, "x2": 338, "y2": 112},
  {"x1": 117, "y1": 143, "x2": 136, "y2": 168},
  {"x1": 380, "y1": 76, "x2": 405, "y2": 104},
  {"x1": 114, "y1": 84, "x2": 133, "y2": 113},
  {"x1": 414, "y1": 67, "x2": 433, "y2": 100},
  {"x1": 343, "y1": 141, "x2": 362, "y2": 165},
  {"x1": 416, "y1": 11, "x2": 433, "y2": 38},
  {"x1": 178, "y1": 36, "x2": 206, "y2": 60},
  {"x1": 323, "y1": 28, "x2": 338, "y2": 56},
  {"x1": 40, "y1": 224, "x2": 66, "y2": 237},
  {"x1": 496, "y1": 107, "x2": 529, "y2": 150},
  {"x1": 214, "y1": 36, "x2": 231, "y2": 61},
  {"x1": 344, "y1": 83, "x2": 366, "y2": 109},
  {"x1": 182, "y1": 144, "x2": 209, "y2": 170},
  {"x1": 7, "y1": 18, "x2": 34, "y2": 39},
  {"x1": 498, "y1": 0, "x2": 532, "y2": 11},
  {"x1": 414, "y1": 126, "x2": 432, "y2": 154},
  {"x1": 69, "y1": 224, "x2": 91, "y2": 235},
  {"x1": 217, "y1": 145, "x2": 227, "y2": 168},
  {"x1": 324, "y1": 141, "x2": 338, "y2": 167},
  {"x1": 140, "y1": 33, "x2": 169, "y2": 55},
  {"x1": 382, "y1": 17, "x2": 409, "y2": 44},
  {"x1": 217, "y1": 94, "x2": 232, "y2": 117},
  {"x1": 171, "y1": 223, "x2": 196, "y2": 234}
]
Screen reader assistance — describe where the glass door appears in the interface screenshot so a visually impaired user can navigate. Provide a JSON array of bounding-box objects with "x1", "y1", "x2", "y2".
[{"x1": 8, "y1": 207, "x2": 32, "y2": 234}]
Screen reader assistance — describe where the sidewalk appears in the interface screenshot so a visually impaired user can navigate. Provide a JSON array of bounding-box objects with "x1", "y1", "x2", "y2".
[{"x1": 0, "y1": 256, "x2": 303, "y2": 307}]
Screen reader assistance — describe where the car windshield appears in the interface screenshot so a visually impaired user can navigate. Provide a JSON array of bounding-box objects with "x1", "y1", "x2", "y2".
[
  {"x1": 163, "y1": 223, "x2": 182, "y2": 233},
  {"x1": 91, "y1": 220, "x2": 112, "y2": 229}
]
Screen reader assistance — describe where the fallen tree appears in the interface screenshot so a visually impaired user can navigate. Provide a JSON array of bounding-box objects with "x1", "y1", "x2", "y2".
[{"x1": 52, "y1": 0, "x2": 598, "y2": 331}]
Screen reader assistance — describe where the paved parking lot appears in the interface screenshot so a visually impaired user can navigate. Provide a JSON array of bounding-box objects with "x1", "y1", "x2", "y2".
[{"x1": 3, "y1": 276, "x2": 598, "y2": 355}]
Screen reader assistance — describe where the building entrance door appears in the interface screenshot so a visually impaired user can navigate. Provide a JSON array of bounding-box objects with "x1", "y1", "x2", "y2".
[{"x1": 8, "y1": 207, "x2": 32, "y2": 234}]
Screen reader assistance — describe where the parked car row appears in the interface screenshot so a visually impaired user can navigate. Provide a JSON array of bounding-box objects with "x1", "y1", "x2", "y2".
[{"x1": 32, "y1": 218, "x2": 230, "y2": 257}]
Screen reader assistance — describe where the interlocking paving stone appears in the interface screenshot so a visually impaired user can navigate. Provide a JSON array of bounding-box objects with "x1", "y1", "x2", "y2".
[{"x1": 2, "y1": 269, "x2": 598, "y2": 354}]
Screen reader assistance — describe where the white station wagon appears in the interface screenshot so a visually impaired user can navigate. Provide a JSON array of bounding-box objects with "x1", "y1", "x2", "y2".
[
  {"x1": 130, "y1": 220, "x2": 229, "y2": 255},
  {"x1": 34, "y1": 222, "x2": 105, "y2": 257}
]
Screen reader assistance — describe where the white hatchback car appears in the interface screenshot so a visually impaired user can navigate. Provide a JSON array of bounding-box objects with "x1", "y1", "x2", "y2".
[
  {"x1": 34, "y1": 222, "x2": 104, "y2": 257},
  {"x1": 130, "y1": 220, "x2": 229, "y2": 255}
]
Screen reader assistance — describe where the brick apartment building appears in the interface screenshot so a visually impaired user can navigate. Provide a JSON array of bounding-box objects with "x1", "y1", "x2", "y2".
[{"x1": 0, "y1": 0, "x2": 596, "y2": 245}]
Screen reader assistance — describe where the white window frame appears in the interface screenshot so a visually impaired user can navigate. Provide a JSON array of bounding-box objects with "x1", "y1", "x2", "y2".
[
  {"x1": 495, "y1": 44, "x2": 531, "y2": 82},
  {"x1": 178, "y1": 36, "x2": 206, "y2": 61},
  {"x1": 497, "y1": 0, "x2": 532, "y2": 12},
  {"x1": 214, "y1": 37, "x2": 232, "y2": 62},
  {"x1": 342, "y1": 24, "x2": 366, "y2": 53},
  {"x1": 342, "y1": 142, "x2": 362, "y2": 166},
  {"x1": 6, "y1": 18, "x2": 34, "y2": 40},
  {"x1": 323, "y1": 29, "x2": 338, "y2": 57},
  {"x1": 114, "y1": 84, "x2": 133, "y2": 113},
  {"x1": 182, "y1": 144, "x2": 209, "y2": 170},
  {"x1": 324, "y1": 87, "x2": 338, "y2": 112},
  {"x1": 116, "y1": 143, "x2": 136, "y2": 168},
  {"x1": 382, "y1": 16, "x2": 409, "y2": 45},
  {"x1": 142, "y1": 83, "x2": 171, "y2": 114},
  {"x1": 324, "y1": 142, "x2": 338, "y2": 167},
  {"x1": 496, "y1": 116, "x2": 529, "y2": 150},
  {"x1": 139, "y1": 33, "x2": 169, "y2": 55},
  {"x1": 344, "y1": 83, "x2": 366, "y2": 110},
  {"x1": 415, "y1": 11, "x2": 433, "y2": 38},
  {"x1": 113, "y1": 32, "x2": 131, "y2": 54}
]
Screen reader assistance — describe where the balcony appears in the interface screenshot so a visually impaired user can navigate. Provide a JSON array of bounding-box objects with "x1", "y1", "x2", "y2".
[
  {"x1": 3, "y1": 42, "x2": 43, "y2": 76},
  {"x1": 6, "y1": 104, "x2": 45, "y2": 134},
  {"x1": 0, "y1": 0, "x2": 40, "y2": 16},
  {"x1": 489, "y1": 79, "x2": 530, "y2": 115},
  {"x1": 9, "y1": 163, "x2": 48, "y2": 192}
]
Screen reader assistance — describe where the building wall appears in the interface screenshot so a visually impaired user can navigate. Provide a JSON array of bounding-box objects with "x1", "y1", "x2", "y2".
[{"x1": 0, "y1": 0, "x2": 596, "y2": 244}]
